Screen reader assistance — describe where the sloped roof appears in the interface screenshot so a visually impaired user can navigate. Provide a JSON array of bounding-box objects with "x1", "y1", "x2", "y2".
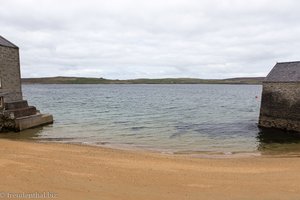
[
  {"x1": 265, "y1": 61, "x2": 300, "y2": 83},
  {"x1": 0, "y1": 35, "x2": 18, "y2": 48}
]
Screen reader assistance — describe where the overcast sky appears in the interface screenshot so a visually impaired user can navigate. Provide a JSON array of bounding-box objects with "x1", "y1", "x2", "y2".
[{"x1": 1, "y1": 0, "x2": 300, "y2": 79}]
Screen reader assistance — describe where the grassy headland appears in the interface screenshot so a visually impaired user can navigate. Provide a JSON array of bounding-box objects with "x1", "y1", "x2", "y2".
[{"x1": 22, "y1": 77, "x2": 265, "y2": 84}]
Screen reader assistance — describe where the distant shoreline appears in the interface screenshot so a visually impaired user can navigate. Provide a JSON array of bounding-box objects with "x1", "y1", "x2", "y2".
[{"x1": 22, "y1": 76, "x2": 265, "y2": 85}]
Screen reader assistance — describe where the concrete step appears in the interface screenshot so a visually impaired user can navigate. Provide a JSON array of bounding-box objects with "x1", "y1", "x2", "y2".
[
  {"x1": 5, "y1": 100, "x2": 29, "y2": 110},
  {"x1": 15, "y1": 114, "x2": 54, "y2": 131},
  {"x1": 4, "y1": 106, "x2": 37, "y2": 118}
]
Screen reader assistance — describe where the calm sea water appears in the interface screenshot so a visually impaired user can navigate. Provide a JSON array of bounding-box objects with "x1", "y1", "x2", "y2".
[{"x1": 2, "y1": 84, "x2": 300, "y2": 156}]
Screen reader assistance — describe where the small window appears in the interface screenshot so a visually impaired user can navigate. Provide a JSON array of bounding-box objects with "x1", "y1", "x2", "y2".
[{"x1": 0, "y1": 97, "x2": 3, "y2": 109}]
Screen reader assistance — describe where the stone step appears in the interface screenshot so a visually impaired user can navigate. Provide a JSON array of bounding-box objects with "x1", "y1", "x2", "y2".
[
  {"x1": 4, "y1": 106, "x2": 37, "y2": 118},
  {"x1": 15, "y1": 114, "x2": 54, "y2": 131},
  {"x1": 5, "y1": 100, "x2": 29, "y2": 110}
]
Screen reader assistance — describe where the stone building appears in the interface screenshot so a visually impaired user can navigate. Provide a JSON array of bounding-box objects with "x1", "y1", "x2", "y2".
[
  {"x1": 0, "y1": 36, "x2": 53, "y2": 131},
  {"x1": 0, "y1": 36, "x2": 22, "y2": 102},
  {"x1": 259, "y1": 61, "x2": 300, "y2": 133}
]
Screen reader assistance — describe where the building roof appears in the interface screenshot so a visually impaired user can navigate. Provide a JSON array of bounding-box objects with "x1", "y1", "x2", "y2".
[
  {"x1": 265, "y1": 61, "x2": 300, "y2": 83},
  {"x1": 0, "y1": 35, "x2": 18, "y2": 49}
]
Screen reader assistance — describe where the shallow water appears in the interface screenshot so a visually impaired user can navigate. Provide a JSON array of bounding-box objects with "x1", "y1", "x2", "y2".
[{"x1": 2, "y1": 84, "x2": 300, "y2": 155}]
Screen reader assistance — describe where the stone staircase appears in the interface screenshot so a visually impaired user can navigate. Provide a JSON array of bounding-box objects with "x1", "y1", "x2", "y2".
[{"x1": 1, "y1": 100, "x2": 53, "y2": 131}]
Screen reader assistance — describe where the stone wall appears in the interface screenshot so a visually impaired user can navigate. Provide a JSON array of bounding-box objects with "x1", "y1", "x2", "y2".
[
  {"x1": 259, "y1": 82, "x2": 300, "y2": 132},
  {"x1": 0, "y1": 113, "x2": 16, "y2": 132},
  {"x1": 0, "y1": 45, "x2": 22, "y2": 102}
]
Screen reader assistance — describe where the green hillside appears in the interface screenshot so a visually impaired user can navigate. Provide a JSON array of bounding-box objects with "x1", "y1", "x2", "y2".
[{"x1": 22, "y1": 77, "x2": 265, "y2": 85}]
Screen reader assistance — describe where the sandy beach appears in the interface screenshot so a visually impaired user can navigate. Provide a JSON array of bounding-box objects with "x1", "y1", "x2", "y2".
[{"x1": 0, "y1": 139, "x2": 300, "y2": 200}]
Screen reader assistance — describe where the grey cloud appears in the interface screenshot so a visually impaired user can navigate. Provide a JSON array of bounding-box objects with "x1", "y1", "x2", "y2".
[{"x1": 1, "y1": 0, "x2": 300, "y2": 79}]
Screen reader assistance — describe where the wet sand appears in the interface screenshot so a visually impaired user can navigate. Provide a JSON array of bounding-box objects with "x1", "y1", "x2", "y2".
[{"x1": 0, "y1": 139, "x2": 300, "y2": 200}]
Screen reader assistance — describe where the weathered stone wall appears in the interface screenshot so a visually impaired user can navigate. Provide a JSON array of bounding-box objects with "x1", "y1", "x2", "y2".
[
  {"x1": 0, "y1": 45, "x2": 22, "y2": 102},
  {"x1": 0, "y1": 113, "x2": 16, "y2": 132},
  {"x1": 259, "y1": 82, "x2": 300, "y2": 132}
]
